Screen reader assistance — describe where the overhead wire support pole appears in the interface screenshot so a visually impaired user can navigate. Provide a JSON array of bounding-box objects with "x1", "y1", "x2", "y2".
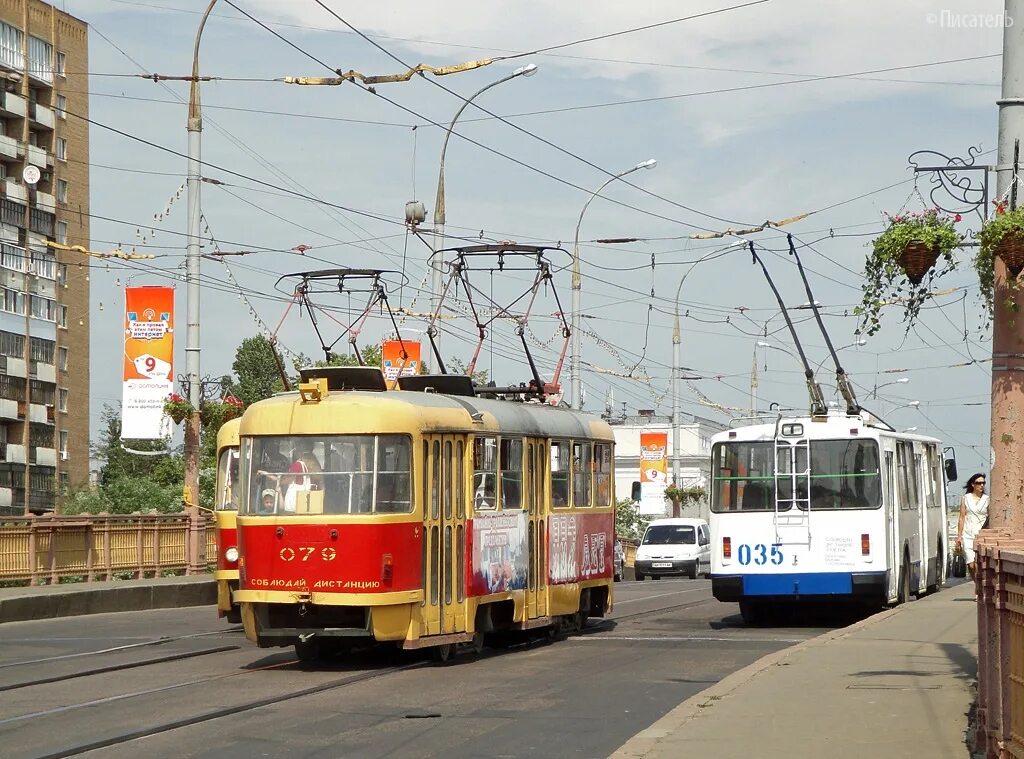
[{"x1": 183, "y1": 0, "x2": 218, "y2": 575}]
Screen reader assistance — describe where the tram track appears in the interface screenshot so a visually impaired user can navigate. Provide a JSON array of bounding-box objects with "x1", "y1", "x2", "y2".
[{"x1": 31, "y1": 658, "x2": 432, "y2": 759}]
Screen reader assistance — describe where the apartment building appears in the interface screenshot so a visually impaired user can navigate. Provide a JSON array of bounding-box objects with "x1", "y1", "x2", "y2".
[{"x1": 0, "y1": 0, "x2": 88, "y2": 514}]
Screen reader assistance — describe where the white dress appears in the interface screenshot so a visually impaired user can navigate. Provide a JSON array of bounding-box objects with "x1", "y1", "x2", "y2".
[{"x1": 961, "y1": 493, "x2": 989, "y2": 563}]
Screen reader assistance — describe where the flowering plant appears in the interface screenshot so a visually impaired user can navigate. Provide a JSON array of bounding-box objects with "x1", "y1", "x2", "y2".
[
  {"x1": 664, "y1": 485, "x2": 705, "y2": 506},
  {"x1": 856, "y1": 209, "x2": 963, "y2": 336},
  {"x1": 199, "y1": 395, "x2": 245, "y2": 428},
  {"x1": 163, "y1": 393, "x2": 195, "y2": 425},
  {"x1": 976, "y1": 202, "x2": 1024, "y2": 319}
]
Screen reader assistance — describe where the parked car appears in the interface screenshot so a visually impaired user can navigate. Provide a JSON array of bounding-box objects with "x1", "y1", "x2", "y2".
[
  {"x1": 634, "y1": 518, "x2": 711, "y2": 580},
  {"x1": 614, "y1": 540, "x2": 625, "y2": 581}
]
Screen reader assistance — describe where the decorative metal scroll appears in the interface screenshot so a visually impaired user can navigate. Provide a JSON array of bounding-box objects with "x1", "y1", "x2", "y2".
[{"x1": 907, "y1": 146, "x2": 993, "y2": 222}]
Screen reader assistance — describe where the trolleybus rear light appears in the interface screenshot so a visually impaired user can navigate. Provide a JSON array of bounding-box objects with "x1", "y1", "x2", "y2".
[
  {"x1": 382, "y1": 553, "x2": 394, "y2": 582},
  {"x1": 861, "y1": 534, "x2": 870, "y2": 556},
  {"x1": 722, "y1": 537, "x2": 731, "y2": 558}
]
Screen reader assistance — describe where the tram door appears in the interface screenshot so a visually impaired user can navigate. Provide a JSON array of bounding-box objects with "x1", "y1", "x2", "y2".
[
  {"x1": 526, "y1": 439, "x2": 548, "y2": 619},
  {"x1": 422, "y1": 435, "x2": 467, "y2": 637}
]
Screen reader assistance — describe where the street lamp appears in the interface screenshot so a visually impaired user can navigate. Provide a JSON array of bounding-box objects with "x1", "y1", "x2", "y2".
[
  {"x1": 871, "y1": 377, "x2": 910, "y2": 399},
  {"x1": 571, "y1": 158, "x2": 657, "y2": 409},
  {"x1": 183, "y1": 0, "x2": 218, "y2": 573},
  {"x1": 431, "y1": 64, "x2": 538, "y2": 318}
]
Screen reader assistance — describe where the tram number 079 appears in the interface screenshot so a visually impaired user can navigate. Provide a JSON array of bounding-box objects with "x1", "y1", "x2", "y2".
[{"x1": 737, "y1": 543, "x2": 784, "y2": 566}]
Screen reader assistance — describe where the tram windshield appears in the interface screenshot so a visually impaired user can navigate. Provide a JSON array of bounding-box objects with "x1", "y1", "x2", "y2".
[
  {"x1": 215, "y1": 447, "x2": 240, "y2": 511},
  {"x1": 711, "y1": 438, "x2": 881, "y2": 512},
  {"x1": 241, "y1": 435, "x2": 412, "y2": 515}
]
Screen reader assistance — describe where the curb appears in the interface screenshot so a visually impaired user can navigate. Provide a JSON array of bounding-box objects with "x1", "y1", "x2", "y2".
[
  {"x1": 610, "y1": 602, "x2": 905, "y2": 758},
  {"x1": 0, "y1": 578, "x2": 217, "y2": 625}
]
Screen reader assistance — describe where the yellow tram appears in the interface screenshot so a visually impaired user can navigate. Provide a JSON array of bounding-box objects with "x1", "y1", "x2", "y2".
[
  {"x1": 234, "y1": 368, "x2": 616, "y2": 661},
  {"x1": 213, "y1": 417, "x2": 242, "y2": 623}
]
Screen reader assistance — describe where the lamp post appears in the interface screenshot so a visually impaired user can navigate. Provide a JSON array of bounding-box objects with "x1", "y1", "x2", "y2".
[
  {"x1": 431, "y1": 64, "x2": 538, "y2": 319},
  {"x1": 183, "y1": 0, "x2": 218, "y2": 574},
  {"x1": 570, "y1": 158, "x2": 657, "y2": 410}
]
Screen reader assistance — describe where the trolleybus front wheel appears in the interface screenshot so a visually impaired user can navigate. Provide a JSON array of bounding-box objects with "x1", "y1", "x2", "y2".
[{"x1": 897, "y1": 553, "x2": 912, "y2": 605}]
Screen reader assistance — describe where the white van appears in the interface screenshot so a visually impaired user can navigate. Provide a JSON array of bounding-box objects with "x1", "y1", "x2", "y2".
[{"x1": 634, "y1": 518, "x2": 711, "y2": 580}]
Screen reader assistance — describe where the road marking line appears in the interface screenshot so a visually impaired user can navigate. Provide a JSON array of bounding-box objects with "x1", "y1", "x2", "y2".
[
  {"x1": 614, "y1": 587, "x2": 709, "y2": 605},
  {"x1": 571, "y1": 635, "x2": 807, "y2": 643}
]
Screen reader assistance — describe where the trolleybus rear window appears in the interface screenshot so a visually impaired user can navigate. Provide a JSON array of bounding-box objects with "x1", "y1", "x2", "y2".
[
  {"x1": 712, "y1": 438, "x2": 881, "y2": 512},
  {"x1": 242, "y1": 435, "x2": 412, "y2": 515}
]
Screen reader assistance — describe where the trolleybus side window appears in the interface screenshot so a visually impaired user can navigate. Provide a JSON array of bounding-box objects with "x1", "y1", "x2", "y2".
[
  {"x1": 806, "y1": 439, "x2": 881, "y2": 510},
  {"x1": 550, "y1": 440, "x2": 570, "y2": 509},
  {"x1": 573, "y1": 441, "x2": 592, "y2": 508},
  {"x1": 473, "y1": 436, "x2": 498, "y2": 511},
  {"x1": 594, "y1": 443, "x2": 612, "y2": 508},
  {"x1": 925, "y1": 444, "x2": 942, "y2": 509},
  {"x1": 500, "y1": 438, "x2": 523, "y2": 509},
  {"x1": 896, "y1": 441, "x2": 917, "y2": 510},
  {"x1": 710, "y1": 441, "x2": 774, "y2": 512}
]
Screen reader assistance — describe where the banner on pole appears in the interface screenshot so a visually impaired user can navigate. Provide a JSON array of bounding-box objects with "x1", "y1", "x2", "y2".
[
  {"x1": 638, "y1": 432, "x2": 669, "y2": 515},
  {"x1": 121, "y1": 286, "x2": 174, "y2": 439},
  {"x1": 381, "y1": 339, "x2": 421, "y2": 383}
]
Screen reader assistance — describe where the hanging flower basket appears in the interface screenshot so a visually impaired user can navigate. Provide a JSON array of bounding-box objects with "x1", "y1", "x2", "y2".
[
  {"x1": 898, "y1": 240, "x2": 940, "y2": 285},
  {"x1": 199, "y1": 395, "x2": 245, "y2": 428},
  {"x1": 856, "y1": 209, "x2": 963, "y2": 336},
  {"x1": 163, "y1": 393, "x2": 194, "y2": 425},
  {"x1": 976, "y1": 204, "x2": 1024, "y2": 319}
]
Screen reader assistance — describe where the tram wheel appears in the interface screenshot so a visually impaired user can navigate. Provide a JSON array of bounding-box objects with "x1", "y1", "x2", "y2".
[
  {"x1": 226, "y1": 607, "x2": 242, "y2": 624},
  {"x1": 294, "y1": 638, "x2": 323, "y2": 663},
  {"x1": 432, "y1": 643, "x2": 453, "y2": 662},
  {"x1": 470, "y1": 632, "x2": 485, "y2": 655}
]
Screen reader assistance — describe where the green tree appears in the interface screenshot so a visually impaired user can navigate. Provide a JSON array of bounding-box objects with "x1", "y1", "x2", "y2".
[
  {"x1": 447, "y1": 357, "x2": 488, "y2": 385},
  {"x1": 615, "y1": 498, "x2": 648, "y2": 541},
  {"x1": 229, "y1": 335, "x2": 288, "y2": 405}
]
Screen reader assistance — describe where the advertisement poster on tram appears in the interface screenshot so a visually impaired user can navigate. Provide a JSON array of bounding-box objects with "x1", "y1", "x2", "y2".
[
  {"x1": 638, "y1": 432, "x2": 669, "y2": 515},
  {"x1": 548, "y1": 513, "x2": 612, "y2": 583},
  {"x1": 470, "y1": 512, "x2": 528, "y2": 595},
  {"x1": 381, "y1": 339, "x2": 421, "y2": 383},
  {"x1": 121, "y1": 286, "x2": 174, "y2": 440}
]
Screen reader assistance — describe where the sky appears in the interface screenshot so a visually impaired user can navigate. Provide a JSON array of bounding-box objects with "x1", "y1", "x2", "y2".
[{"x1": 62, "y1": 0, "x2": 1005, "y2": 488}]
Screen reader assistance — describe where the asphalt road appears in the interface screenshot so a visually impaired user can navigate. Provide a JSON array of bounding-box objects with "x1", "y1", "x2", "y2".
[{"x1": 0, "y1": 579, "x2": 849, "y2": 759}]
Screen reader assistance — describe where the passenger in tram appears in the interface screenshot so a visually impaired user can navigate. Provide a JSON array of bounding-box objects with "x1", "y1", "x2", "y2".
[
  {"x1": 282, "y1": 440, "x2": 323, "y2": 513},
  {"x1": 259, "y1": 488, "x2": 277, "y2": 514}
]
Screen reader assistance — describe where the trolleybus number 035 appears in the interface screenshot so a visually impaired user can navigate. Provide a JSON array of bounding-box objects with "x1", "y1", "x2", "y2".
[
  {"x1": 737, "y1": 543, "x2": 784, "y2": 566},
  {"x1": 279, "y1": 547, "x2": 337, "y2": 562}
]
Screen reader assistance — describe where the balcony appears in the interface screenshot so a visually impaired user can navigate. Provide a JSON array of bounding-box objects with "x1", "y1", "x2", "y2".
[
  {"x1": 25, "y1": 143, "x2": 45, "y2": 168},
  {"x1": 0, "y1": 134, "x2": 19, "y2": 161},
  {"x1": 36, "y1": 363, "x2": 54, "y2": 383},
  {"x1": 5, "y1": 443, "x2": 25, "y2": 463},
  {"x1": 28, "y1": 207, "x2": 53, "y2": 237},
  {"x1": 34, "y1": 447, "x2": 56, "y2": 466},
  {"x1": 29, "y1": 102, "x2": 54, "y2": 130},
  {"x1": 28, "y1": 403, "x2": 47, "y2": 424},
  {"x1": 1, "y1": 196, "x2": 25, "y2": 226},
  {"x1": 3, "y1": 179, "x2": 26, "y2": 202},
  {"x1": 0, "y1": 90, "x2": 26, "y2": 118},
  {"x1": 0, "y1": 486, "x2": 11, "y2": 510},
  {"x1": 0, "y1": 398, "x2": 17, "y2": 420},
  {"x1": 5, "y1": 357, "x2": 25, "y2": 378},
  {"x1": 34, "y1": 190, "x2": 54, "y2": 214}
]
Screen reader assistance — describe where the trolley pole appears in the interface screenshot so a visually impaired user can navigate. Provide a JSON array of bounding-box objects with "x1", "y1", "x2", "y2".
[
  {"x1": 183, "y1": 1, "x2": 217, "y2": 573},
  {"x1": 990, "y1": 0, "x2": 1024, "y2": 530}
]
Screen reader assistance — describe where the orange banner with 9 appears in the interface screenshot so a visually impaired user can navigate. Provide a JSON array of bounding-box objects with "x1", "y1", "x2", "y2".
[{"x1": 121, "y1": 287, "x2": 175, "y2": 439}]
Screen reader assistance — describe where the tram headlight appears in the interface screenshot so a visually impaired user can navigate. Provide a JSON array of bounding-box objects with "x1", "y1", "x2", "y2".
[{"x1": 225, "y1": 546, "x2": 240, "y2": 563}]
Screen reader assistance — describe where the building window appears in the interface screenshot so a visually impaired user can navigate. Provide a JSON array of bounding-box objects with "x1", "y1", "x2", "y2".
[
  {"x1": 0, "y1": 330, "x2": 24, "y2": 358},
  {"x1": 29, "y1": 249, "x2": 55, "y2": 279},
  {"x1": 59, "y1": 430, "x2": 68, "y2": 459},
  {"x1": 28, "y1": 36, "x2": 53, "y2": 83},
  {"x1": 56, "y1": 222, "x2": 68, "y2": 245},
  {"x1": 30, "y1": 294, "x2": 55, "y2": 321},
  {"x1": 1, "y1": 243, "x2": 24, "y2": 272},
  {"x1": 59, "y1": 388, "x2": 67, "y2": 412},
  {"x1": 56, "y1": 95, "x2": 66, "y2": 119},
  {"x1": 0, "y1": 22, "x2": 24, "y2": 70},
  {"x1": 58, "y1": 346, "x2": 67, "y2": 371},
  {"x1": 57, "y1": 262, "x2": 67, "y2": 286},
  {"x1": 59, "y1": 472, "x2": 68, "y2": 493},
  {"x1": 56, "y1": 138, "x2": 66, "y2": 161},
  {"x1": 30, "y1": 337, "x2": 54, "y2": 363},
  {"x1": 56, "y1": 52, "x2": 66, "y2": 77},
  {"x1": 58, "y1": 304, "x2": 67, "y2": 328},
  {"x1": 56, "y1": 179, "x2": 67, "y2": 204},
  {"x1": 2, "y1": 287, "x2": 24, "y2": 315}
]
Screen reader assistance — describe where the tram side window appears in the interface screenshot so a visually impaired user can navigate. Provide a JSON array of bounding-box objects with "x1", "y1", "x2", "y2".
[
  {"x1": 896, "y1": 441, "x2": 918, "y2": 510},
  {"x1": 573, "y1": 441, "x2": 592, "y2": 508},
  {"x1": 474, "y1": 436, "x2": 498, "y2": 511},
  {"x1": 216, "y1": 448, "x2": 240, "y2": 511},
  {"x1": 500, "y1": 438, "x2": 523, "y2": 509},
  {"x1": 376, "y1": 436, "x2": 412, "y2": 513},
  {"x1": 807, "y1": 439, "x2": 881, "y2": 510},
  {"x1": 550, "y1": 441, "x2": 570, "y2": 509},
  {"x1": 594, "y1": 443, "x2": 612, "y2": 507},
  {"x1": 710, "y1": 441, "x2": 774, "y2": 512}
]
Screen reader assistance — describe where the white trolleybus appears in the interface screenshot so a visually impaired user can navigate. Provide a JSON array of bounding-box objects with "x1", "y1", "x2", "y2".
[
  {"x1": 709, "y1": 236, "x2": 959, "y2": 624},
  {"x1": 708, "y1": 412, "x2": 957, "y2": 623}
]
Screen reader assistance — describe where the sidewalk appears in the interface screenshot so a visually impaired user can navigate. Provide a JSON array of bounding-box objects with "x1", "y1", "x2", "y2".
[
  {"x1": 613, "y1": 581, "x2": 978, "y2": 758},
  {"x1": 0, "y1": 575, "x2": 215, "y2": 624}
]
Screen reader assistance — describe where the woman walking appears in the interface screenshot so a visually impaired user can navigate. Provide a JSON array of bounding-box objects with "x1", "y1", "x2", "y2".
[{"x1": 956, "y1": 473, "x2": 990, "y2": 579}]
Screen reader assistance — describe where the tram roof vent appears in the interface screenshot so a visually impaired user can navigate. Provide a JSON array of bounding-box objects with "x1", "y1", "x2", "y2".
[
  {"x1": 298, "y1": 366, "x2": 387, "y2": 392},
  {"x1": 398, "y1": 374, "x2": 476, "y2": 397}
]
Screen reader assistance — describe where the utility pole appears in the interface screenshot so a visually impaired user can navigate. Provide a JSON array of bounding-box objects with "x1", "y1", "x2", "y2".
[
  {"x1": 990, "y1": 0, "x2": 1024, "y2": 530},
  {"x1": 183, "y1": 1, "x2": 217, "y2": 574}
]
